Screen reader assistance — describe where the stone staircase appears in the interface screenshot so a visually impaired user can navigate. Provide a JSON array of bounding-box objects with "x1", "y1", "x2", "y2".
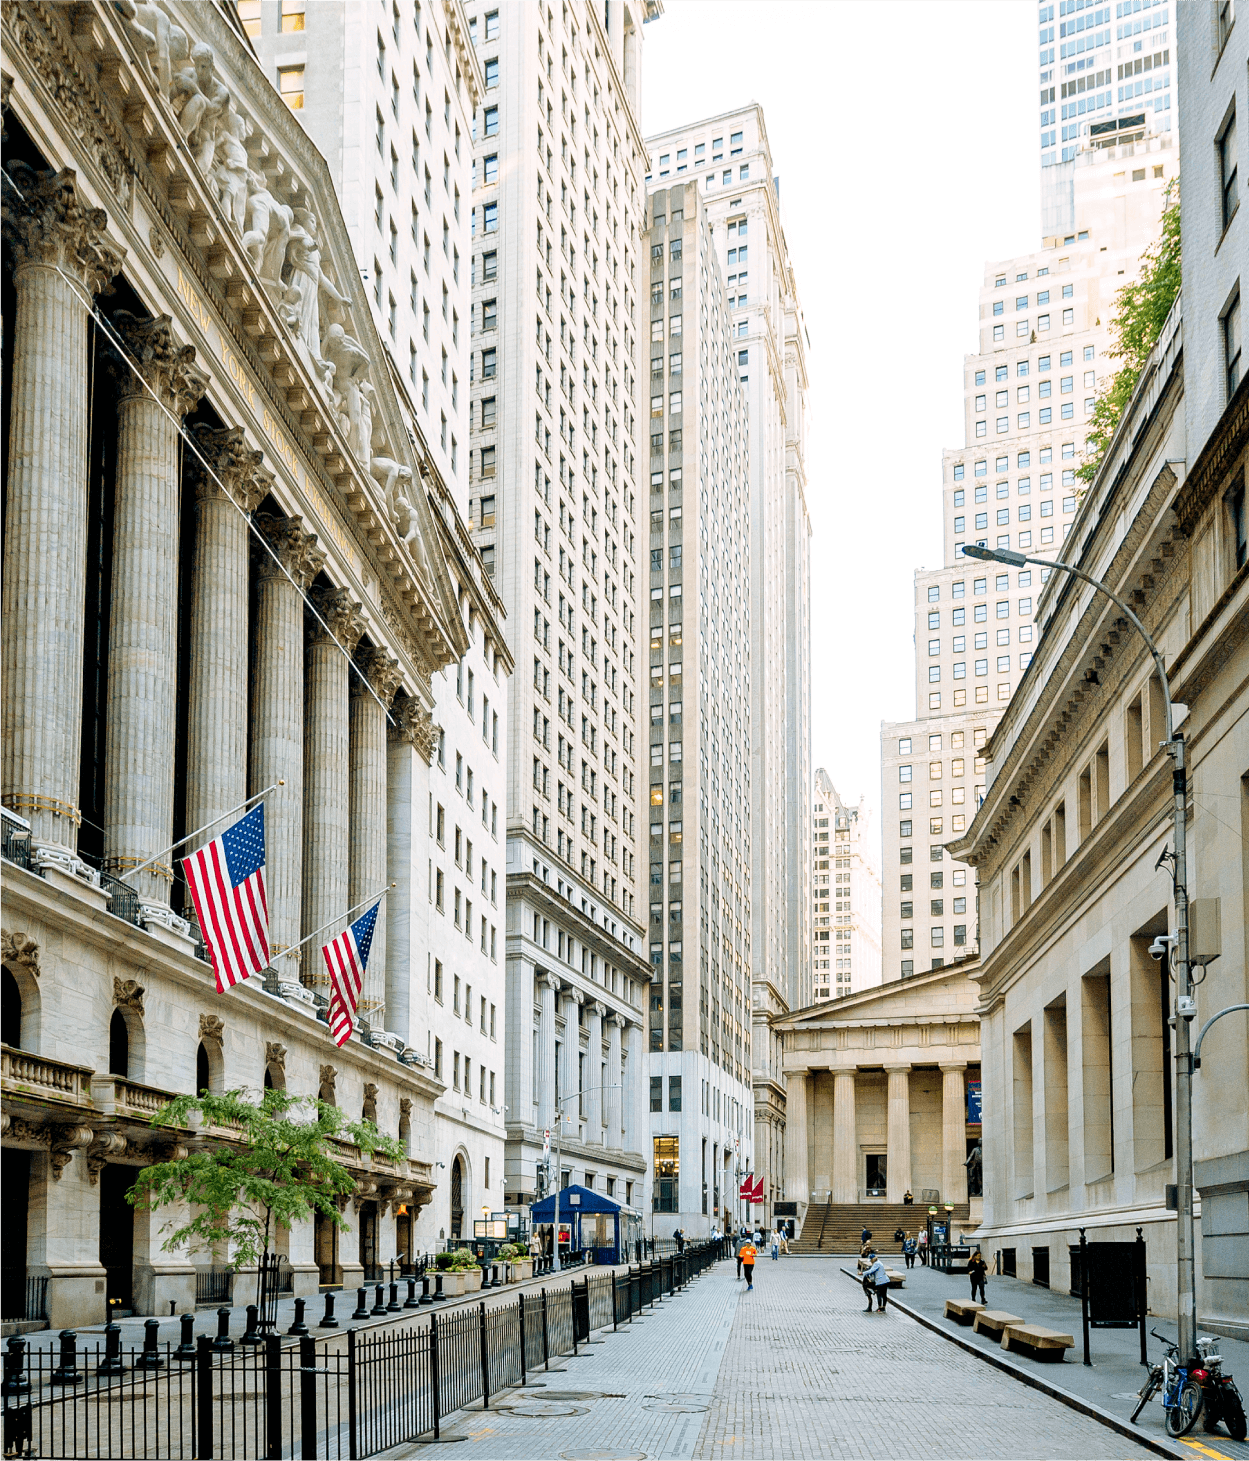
[{"x1": 792, "y1": 1202, "x2": 970, "y2": 1255}]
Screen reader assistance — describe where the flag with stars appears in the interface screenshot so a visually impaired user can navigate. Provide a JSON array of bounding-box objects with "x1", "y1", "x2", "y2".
[
  {"x1": 182, "y1": 805, "x2": 270, "y2": 993},
  {"x1": 323, "y1": 902, "x2": 379, "y2": 1048}
]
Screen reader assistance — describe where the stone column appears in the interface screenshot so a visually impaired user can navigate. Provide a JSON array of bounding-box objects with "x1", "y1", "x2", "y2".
[
  {"x1": 558, "y1": 987, "x2": 584, "y2": 1133},
  {"x1": 536, "y1": 971, "x2": 558, "y2": 1133},
  {"x1": 941, "y1": 1062, "x2": 969, "y2": 1205},
  {"x1": 2, "y1": 168, "x2": 123, "y2": 866},
  {"x1": 185, "y1": 427, "x2": 271, "y2": 845},
  {"x1": 624, "y1": 1020, "x2": 644, "y2": 1155},
  {"x1": 386, "y1": 694, "x2": 436, "y2": 1044},
  {"x1": 605, "y1": 1013, "x2": 624, "y2": 1148},
  {"x1": 885, "y1": 1064, "x2": 913, "y2": 1202},
  {"x1": 832, "y1": 1070, "x2": 858, "y2": 1203},
  {"x1": 349, "y1": 647, "x2": 401, "y2": 1019},
  {"x1": 584, "y1": 1002, "x2": 605, "y2": 1144},
  {"x1": 784, "y1": 1068, "x2": 809, "y2": 1205},
  {"x1": 302, "y1": 587, "x2": 363, "y2": 987},
  {"x1": 101, "y1": 314, "x2": 207, "y2": 915},
  {"x1": 250, "y1": 515, "x2": 324, "y2": 960}
]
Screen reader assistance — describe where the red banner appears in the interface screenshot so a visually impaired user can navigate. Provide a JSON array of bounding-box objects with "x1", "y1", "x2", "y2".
[
  {"x1": 751, "y1": 1175, "x2": 765, "y2": 1203},
  {"x1": 739, "y1": 1175, "x2": 754, "y2": 1200}
]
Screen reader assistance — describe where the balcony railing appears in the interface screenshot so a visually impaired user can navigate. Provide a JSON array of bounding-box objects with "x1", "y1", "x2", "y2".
[
  {"x1": 1, "y1": 1045, "x2": 94, "y2": 1107},
  {"x1": 1, "y1": 807, "x2": 33, "y2": 869}
]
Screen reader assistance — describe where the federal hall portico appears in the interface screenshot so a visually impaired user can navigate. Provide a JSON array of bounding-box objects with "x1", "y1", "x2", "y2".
[{"x1": 774, "y1": 963, "x2": 983, "y2": 1238}]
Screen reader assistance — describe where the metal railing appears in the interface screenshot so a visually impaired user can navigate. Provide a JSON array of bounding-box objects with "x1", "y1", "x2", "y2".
[
  {"x1": 0, "y1": 1244, "x2": 721, "y2": 1458},
  {"x1": 0, "y1": 1272, "x2": 48, "y2": 1323},
  {"x1": 0, "y1": 809, "x2": 33, "y2": 870},
  {"x1": 194, "y1": 1267, "x2": 234, "y2": 1308},
  {"x1": 99, "y1": 872, "x2": 142, "y2": 928}
]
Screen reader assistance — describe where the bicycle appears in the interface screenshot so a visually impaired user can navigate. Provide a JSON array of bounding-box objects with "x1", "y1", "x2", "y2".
[{"x1": 1132, "y1": 1328, "x2": 1204, "y2": 1437}]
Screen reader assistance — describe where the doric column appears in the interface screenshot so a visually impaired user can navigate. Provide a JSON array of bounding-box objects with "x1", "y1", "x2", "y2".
[
  {"x1": 832, "y1": 1070, "x2": 858, "y2": 1203},
  {"x1": 536, "y1": 971, "x2": 558, "y2": 1133},
  {"x1": 941, "y1": 1062, "x2": 969, "y2": 1205},
  {"x1": 558, "y1": 986, "x2": 584, "y2": 1132},
  {"x1": 385, "y1": 693, "x2": 434, "y2": 1044},
  {"x1": 185, "y1": 427, "x2": 271, "y2": 845},
  {"x1": 349, "y1": 646, "x2": 401, "y2": 1019},
  {"x1": 885, "y1": 1064, "x2": 913, "y2": 1202},
  {"x1": 2, "y1": 168, "x2": 123, "y2": 865},
  {"x1": 250, "y1": 515, "x2": 324, "y2": 959},
  {"x1": 302, "y1": 586, "x2": 363, "y2": 987},
  {"x1": 584, "y1": 1001, "x2": 605, "y2": 1144},
  {"x1": 784, "y1": 1068, "x2": 809, "y2": 1205},
  {"x1": 102, "y1": 314, "x2": 207, "y2": 914},
  {"x1": 624, "y1": 1020, "x2": 644, "y2": 1155},
  {"x1": 605, "y1": 1013, "x2": 624, "y2": 1148}
]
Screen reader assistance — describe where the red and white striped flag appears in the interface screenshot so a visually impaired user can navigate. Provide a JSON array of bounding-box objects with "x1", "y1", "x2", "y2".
[
  {"x1": 322, "y1": 902, "x2": 380, "y2": 1047},
  {"x1": 181, "y1": 805, "x2": 270, "y2": 993}
]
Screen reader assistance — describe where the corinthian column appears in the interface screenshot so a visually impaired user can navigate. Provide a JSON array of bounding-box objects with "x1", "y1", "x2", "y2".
[
  {"x1": 784, "y1": 1069, "x2": 810, "y2": 1207},
  {"x1": 885, "y1": 1065, "x2": 913, "y2": 1202},
  {"x1": 832, "y1": 1070, "x2": 858, "y2": 1203},
  {"x1": 350, "y1": 646, "x2": 401, "y2": 1018},
  {"x1": 250, "y1": 515, "x2": 324, "y2": 960},
  {"x1": 941, "y1": 1063, "x2": 969, "y2": 1205},
  {"x1": 536, "y1": 971, "x2": 558, "y2": 1133},
  {"x1": 558, "y1": 987, "x2": 584, "y2": 1131},
  {"x1": 584, "y1": 1001, "x2": 605, "y2": 1144},
  {"x1": 102, "y1": 313, "x2": 207, "y2": 915},
  {"x1": 185, "y1": 427, "x2": 272, "y2": 845},
  {"x1": 2, "y1": 167, "x2": 123, "y2": 866},
  {"x1": 302, "y1": 586, "x2": 363, "y2": 987},
  {"x1": 605, "y1": 1013, "x2": 624, "y2": 1148}
]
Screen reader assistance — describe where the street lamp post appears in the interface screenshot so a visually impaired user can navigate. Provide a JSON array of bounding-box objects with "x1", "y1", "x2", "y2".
[
  {"x1": 963, "y1": 543, "x2": 1198, "y2": 1363},
  {"x1": 543, "y1": 1085, "x2": 623, "y2": 1273}
]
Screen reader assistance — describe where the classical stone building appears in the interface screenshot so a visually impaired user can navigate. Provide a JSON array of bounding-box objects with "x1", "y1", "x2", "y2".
[
  {"x1": 1, "y1": 0, "x2": 489, "y2": 1328},
  {"x1": 773, "y1": 965, "x2": 982, "y2": 1240}
]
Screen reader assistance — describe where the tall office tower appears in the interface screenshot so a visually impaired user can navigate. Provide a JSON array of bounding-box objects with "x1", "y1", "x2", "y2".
[
  {"x1": 248, "y1": 1, "x2": 515, "y2": 1244},
  {"x1": 1039, "y1": 0, "x2": 1175, "y2": 235},
  {"x1": 811, "y1": 770, "x2": 883, "y2": 1001},
  {"x1": 457, "y1": 0, "x2": 662, "y2": 1217},
  {"x1": 881, "y1": 142, "x2": 1174, "y2": 982},
  {"x1": 645, "y1": 111, "x2": 811, "y2": 1024},
  {"x1": 644, "y1": 182, "x2": 753, "y2": 1238}
]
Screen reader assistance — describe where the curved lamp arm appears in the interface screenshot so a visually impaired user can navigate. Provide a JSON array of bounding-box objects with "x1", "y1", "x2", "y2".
[{"x1": 1192, "y1": 1004, "x2": 1249, "y2": 1069}]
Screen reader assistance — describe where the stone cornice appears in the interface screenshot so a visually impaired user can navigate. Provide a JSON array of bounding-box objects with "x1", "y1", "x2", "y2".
[
  {"x1": 443, "y1": 0, "x2": 485, "y2": 113},
  {"x1": 507, "y1": 869, "x2": 652, "y2": 986},
  {"x1": 1173, "y1": 371, "x2": 1249, "y2": 538}
]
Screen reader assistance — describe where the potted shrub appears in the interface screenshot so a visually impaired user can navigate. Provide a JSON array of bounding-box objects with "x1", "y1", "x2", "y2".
[
  {"x1": 448, "y1": 1247, "x2": 482, "y2": 1293},
  {"x1": 500, "y1": 1243, "x2": 533, "y2": 1281},
  {"x1": 433, "y1": 1248, "x2": 466, "y2": 1295}
]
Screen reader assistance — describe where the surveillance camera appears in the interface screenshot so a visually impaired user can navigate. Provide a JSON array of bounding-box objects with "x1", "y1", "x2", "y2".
[{"x1": 1149, "y1": 934, "x2": 1175, "y2": 961}]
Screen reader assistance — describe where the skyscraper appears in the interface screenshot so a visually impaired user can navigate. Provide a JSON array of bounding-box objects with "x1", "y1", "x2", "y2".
[
  {"x1": 644, "y1": 180, "x2": 753, "y2": 1237},
  {"x1": 811, "y1": 770, "x2": 882, "y2": 1000},
  {"x1": 460, "y1": 0, "x2": 662, "y2": 1214}
]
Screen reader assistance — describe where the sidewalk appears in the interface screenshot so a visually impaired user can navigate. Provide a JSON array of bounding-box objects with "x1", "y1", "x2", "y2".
[{"x1": 859, "y1": 1259, "x2": 1249, "y2": 1461}]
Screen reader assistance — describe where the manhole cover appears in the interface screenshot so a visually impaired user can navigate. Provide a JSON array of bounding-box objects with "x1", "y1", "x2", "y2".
[
  {"x1": 560, "y1": 1453, "x2": 648, "y2": 1460},
  {"x1": 641, "y1": 1393, "x2": 710, "y2": 1414},
  {"x1": 495, "y1": 1401, "x2": 590, "y2": 1418},
  {"x1": 522, "y1": 1391, "x2": 601, "y2": 1401}
]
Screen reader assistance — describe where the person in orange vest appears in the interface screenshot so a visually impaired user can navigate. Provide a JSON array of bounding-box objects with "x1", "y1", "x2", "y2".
[{"x1": 738, "y1": 1237, "x2": 757, "y2": 1290}]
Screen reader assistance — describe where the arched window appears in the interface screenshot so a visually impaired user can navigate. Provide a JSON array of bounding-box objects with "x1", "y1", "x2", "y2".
[
  {"x1": 196, "y1": 1042, "x2": 210, "y2": 1095},
  {"x1": 2, "y1": 968, "x2": 22, "y2": 1049},
  {"x1": 109, "y1": 1009, "x2": 130, "y2": 1077},
  {"x1": 263, "y1": 1066, "x2": 274, "y2": 1090},
  {"x1": 450, "y1": 1156, "x2": 465, "y2": 1241}
]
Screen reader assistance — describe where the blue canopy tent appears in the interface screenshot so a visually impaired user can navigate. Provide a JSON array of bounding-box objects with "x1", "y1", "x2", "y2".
[{"x1": 530, "y1": 1185, "x2": 643, "y2": 1265}]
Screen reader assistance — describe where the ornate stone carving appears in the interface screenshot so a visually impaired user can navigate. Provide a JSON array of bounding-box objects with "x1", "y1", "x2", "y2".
[
  {"x1": 399, "y1": 1097, "x2": 413, "y2": 1119},
  {"x1": 1, "y1": 164, "x2": 124, "y2": 293},
  {"x1": 113, "y1": 977, "x2": 145, "y2": 1015},
  {"x1": 362, "y1": 1083, "x2": 379, "y2": 1123},
  {"x1": 318, "y1": 1064, "x2": 337, "y2": 1095},
  {"x1": 387, "y1": 693, "x2": 441, "y2": 763},
  {"x1": 86, "y1": 1131, "x2": 128, "y2": 1184},
  {"x1": 148, "y1": 225, "x2": 165, "y2": 259},
  {"x1": 253, "y1": 513, "x2": 325, "y2": 589},
  {"x1": 353, "y1": 647, "x2": 403, "y2": 707},
  {"x1": 189, "y1": 425, "x2": 273, "y2": 512},
  {"x1": 265, "y1": 1041, "x2": 287, "y2": 1073},
  {"x1": 108, "y1": 312, "x2": 208, "y2": 415},
  {"x1": 282, "y1": 209, "x2": 352, "y2": 378},
  {"x1": 49, "y1": 1124, "x2": 94, "y2": 1180},
  {"x1": 198, "y1": 1013, "x2": 224, "y2": 1049},
  {"x1": 308, "y1": 586, "x2": 364, "y2": 653},
  {"x1": 1, "y1": 929, "x2": 40, "y2": 979}
]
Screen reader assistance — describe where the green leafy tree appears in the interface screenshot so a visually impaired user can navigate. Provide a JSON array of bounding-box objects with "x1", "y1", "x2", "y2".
[
  {"x1": 1078, "y1": 184, "x2": 1181, "y2": 486},
  {"x1": 129, "y1": 1088, "x2": 403, "y2": 1295}
]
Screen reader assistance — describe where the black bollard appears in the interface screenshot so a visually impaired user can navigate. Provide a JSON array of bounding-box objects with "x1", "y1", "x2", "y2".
[
  {"x1": 351, "y1": 1287, "x2": 369, "y2": 1320},
  {"x1": 97, "y1": 1321, "x2": 127, "y2": 1376},
  {"x1": 3, "y1": 1336, "x2": 31, "y2": 1396},
  {"x1": 404, "y1": 1278, "x2": 419, "y2": 1310},
  {"x1": 287, "y1": 1297, "x2": 309, "y2": 1336},
  {"x1": 50, "y1": 1330, "x2": 81, "y2": 1385},
  {"x1": 212, "y1": 1306, "x2": 234, "y2": 1352},
  {"x1": 419, "y1": 1275, "x2": 433, "y2": 1305},
  {"x1": 432, "y1": 1273, "x2": 446, "y2": 1302},
  {"x1": 370, "y1": 1283, "x2": 387, "y2": 1317},
  {"x1": 174, "y1": 1313, "x2": 196, "y2": 1362},
  {"x1": 137, "y1": 1317, "x2": 165, "y2": 1370},
  {"x1": 240, "y1": 1304, "x2": 262, "y2": 1347},
  {"x1": 387, "y1": 1281, "x2": 402, "y2": 1313},
  {"x1": 318, "y1": 1292, "x2": 339, "y2": 1330}
]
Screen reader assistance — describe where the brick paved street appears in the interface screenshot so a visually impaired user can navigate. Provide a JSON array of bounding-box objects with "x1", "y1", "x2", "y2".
[{"x1": 386, "y1": 1256, "x2": 1157, "y2": 1459}]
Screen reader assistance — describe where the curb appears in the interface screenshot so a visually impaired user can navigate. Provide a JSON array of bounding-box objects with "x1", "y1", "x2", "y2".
[{"x1": 838, "y1": 1266, "x2": 1187, "y2": 1460}]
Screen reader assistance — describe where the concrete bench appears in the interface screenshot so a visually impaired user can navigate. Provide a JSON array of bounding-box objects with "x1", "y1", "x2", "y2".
[
  {"x1": 943, "y1": 1299, "x2": 985, "y2": 1325},
  {"x1": 1000, "y1": 1323, "x2": 1074, "y2": 1362},
  {"x1": 972, "y1": 1309, "x2": 1023, "y2": 1340}
]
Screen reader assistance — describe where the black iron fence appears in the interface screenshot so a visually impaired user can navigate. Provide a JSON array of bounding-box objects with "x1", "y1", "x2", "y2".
[
  {"x1": 193, "y1": 1268, "x2": 234, "y2": 1309},
  {"x1": 1, "y1": 1245, "x2": 720, "y2": 1458},
  {"x1": 0, "y1": 1275, "x2": 48, "y2": 1325}
]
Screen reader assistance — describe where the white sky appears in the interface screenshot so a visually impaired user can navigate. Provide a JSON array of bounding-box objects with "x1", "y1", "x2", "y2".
[{"x1": 642, "y1": 0, "x2": 1041, "y2": 814}]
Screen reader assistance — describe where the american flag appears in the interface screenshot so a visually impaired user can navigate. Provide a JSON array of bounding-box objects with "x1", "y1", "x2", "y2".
[
  {"x1": 323, "y1": 902, "x2": 379, "y2": 1048},
  {"x1": 182, "y1": 805, "x2": 270, "y2": 994}
]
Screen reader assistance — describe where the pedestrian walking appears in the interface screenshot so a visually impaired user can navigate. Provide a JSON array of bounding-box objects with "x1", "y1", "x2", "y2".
[
  {"x1": 862, "y1": 1254, "x2": 890, "y2": 1312},
  {"x1": 860, "y1": 1225, "x2": 872, "y2": 1247},
  {"x1": 770, "y1": 1228, "x2": 780, "y2": 1261},
  {"x1": 968, "y1": 1249, "x2": 988, "y2": 1304},
  {"x1": 779, "y1": 1225, "x2": 790, "y2": 1256},
  {"x1": 736, "y1": 1242, "x2": 743, "y2": 1280},
  {"x1": 739, "y1": 1238, "x2": 757, "y2": 1290},
  {"x1": 917, "y1": 1229, "x2": 928, "y2": 1266},
  {"x1": 902, "y1": 1235, "x2": 917, "y2": 1269},
  {"x1": 674, "y1": 1227, "x2": 685, "y2": 1255}
]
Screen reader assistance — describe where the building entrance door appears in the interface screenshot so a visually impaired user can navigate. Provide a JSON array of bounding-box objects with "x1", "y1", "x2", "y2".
[
  {"x1": 358, "y1": 1202, "x2": 379, "y2": 1280},
  {"x1": 99, "y1": 1164, "x2": 135, "y2": 1315},
  {"x1": 1, "y1": 1149, "x2": 31, "y2": 1320},
  {"x1": 314, "y1": 1209, "x2": 339, "y2": 1287},
  {"x1": 865, "y1": 1154, "x2": 887, "y2": 1196},
  {"x1": 450, "y1": 1158, "x2": 464, "y2": 1241}
]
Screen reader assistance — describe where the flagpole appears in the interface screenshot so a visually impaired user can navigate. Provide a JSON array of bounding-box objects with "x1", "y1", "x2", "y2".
[
  {"x1": 271, "y1": 882, "x2": 396, "y2": 962},
  {"x1": 117, "y1": 782, "x2": 285, "y2": 882}
]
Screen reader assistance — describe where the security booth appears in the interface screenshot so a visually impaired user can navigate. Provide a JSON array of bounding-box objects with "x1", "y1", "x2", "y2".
[{"x1": 529, "y1": 1185, "x2": 643, "y2": 1265}]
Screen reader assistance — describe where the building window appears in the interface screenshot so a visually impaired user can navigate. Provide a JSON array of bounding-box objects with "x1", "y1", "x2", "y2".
[
  {"x1": 1220, "y1": 108, "x2": 1239, "y2": 232},
  {"x1": 237, "y1": 0, "x2": 261, "y2": 35},
  {"x1": 281, "y1": 0, "x2": 305, "y2": 30},
  {"x1": 1225, "y1": 292, "x2": 1242, "y2": 398},
  {"x1": 277, "y1": 65, "x2": 305, "y2": 110}
]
